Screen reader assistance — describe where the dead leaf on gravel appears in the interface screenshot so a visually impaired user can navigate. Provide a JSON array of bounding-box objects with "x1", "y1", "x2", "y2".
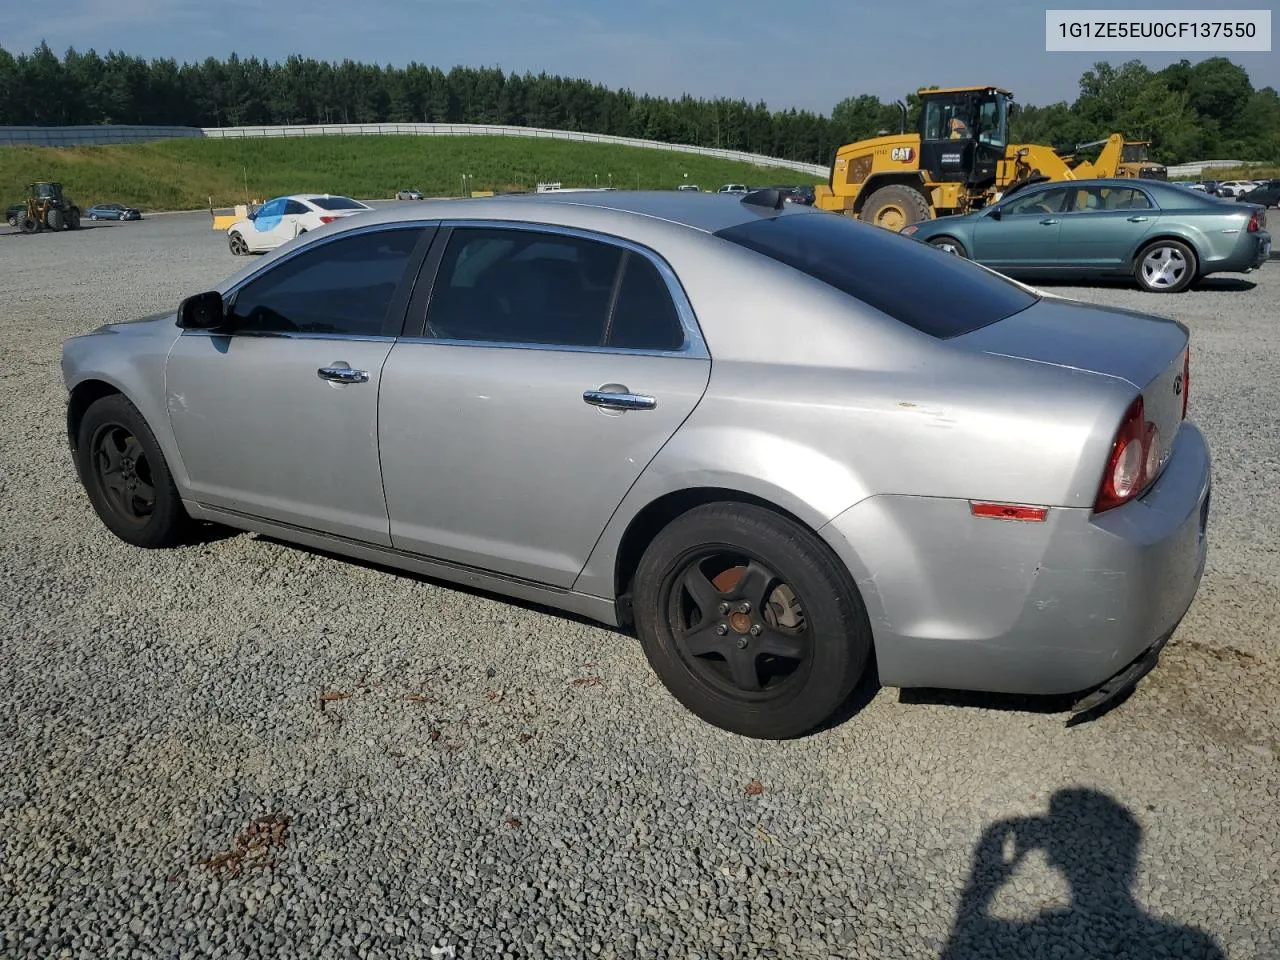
[
  {"x1": 485, "y1": 690, "x2": 505, "y2": 703},
  {"x1": 571, "y1": 676, "x2": 603, "y2": 687},
  {"x1": 517, "y1": 733, "x2": 535, "y2": 744},
  {"x1": 505, "y1": 817, "x2": 522, "y2": 829},
  {"x1": 403, "y1": 694, "x2": 435, "y2": 704},
  {"x1": 196, "y1": 813, "x2": 292, "y2": 877},
  {"x1": 318, "y1": 691, "x2": 351, "y2": 713},
  {"x1": 427, "y1": 729, "x2": 442, "y2": 742},
  {"x1": 745, "y1": 780, "x2": 764, "y2": 796}
]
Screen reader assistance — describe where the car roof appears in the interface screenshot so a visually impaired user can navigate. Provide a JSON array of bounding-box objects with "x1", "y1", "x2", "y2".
[{"x1": 352, "y1": 189, "x2": 816, "y2": 235}]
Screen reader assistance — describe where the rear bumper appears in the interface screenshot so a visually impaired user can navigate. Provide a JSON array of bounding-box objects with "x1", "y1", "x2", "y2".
[{"x1": 819, "y1": 420, "x2": 1211, "y2": 697}]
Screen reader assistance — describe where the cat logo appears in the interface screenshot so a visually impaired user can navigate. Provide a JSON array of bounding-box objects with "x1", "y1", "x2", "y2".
[{"x1": 890, "y1": 147, "x2": 915, "y2": 163}]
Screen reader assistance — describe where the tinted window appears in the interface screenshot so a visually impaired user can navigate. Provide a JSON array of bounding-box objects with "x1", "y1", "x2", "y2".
[
  {"x1": 606, "y1": 254, "x2": 684, "y2": 351},
  {"x1": 284, "y1": 200, "x2": 310, "y2": 215},
  {"x1": 311, "y1": 196, "x2": 368, "y2": 211},
  {"x1": 426, "y1": 228, "x2": 624, "y2": 346},
  {"x1": 713, "y1": 212, "x2": 1037, "y2": 339},
  {"x1": 229, "y1": 227, "x2": 422, "y2": 336},
  {"x1": 1003, "y1": 187, "x2": 1071, "y2": 216}
]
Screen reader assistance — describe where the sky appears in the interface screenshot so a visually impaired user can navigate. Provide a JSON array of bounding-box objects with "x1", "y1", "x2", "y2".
[{"x1": 3, "y1": 0, "x2": 1277, "y2": 115}]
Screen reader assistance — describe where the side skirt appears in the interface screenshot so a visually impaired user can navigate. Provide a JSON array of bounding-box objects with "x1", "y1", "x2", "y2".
[{"x1": 184, "y1": 501, "x2": 622, "y2": 628}]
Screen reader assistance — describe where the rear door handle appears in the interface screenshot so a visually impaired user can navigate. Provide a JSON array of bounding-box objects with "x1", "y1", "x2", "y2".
[
  {"x1": 583, "y1": 387, "x2": 657, "y2": 411},
  {"x1": 1039, "y1": 218, "x2": 1059, "y2": 225},
  {"x1": 318, "y1": 363, "x2": 369, "y2": 384},
  {"x1": 1127, "y1": 216, "x2": 1149, "y2": 222}
]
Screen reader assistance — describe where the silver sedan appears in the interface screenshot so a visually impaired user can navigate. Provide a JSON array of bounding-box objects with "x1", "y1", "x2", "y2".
[{"x1": 60, "y1": 189, "x2": 1211, "y2": 739}]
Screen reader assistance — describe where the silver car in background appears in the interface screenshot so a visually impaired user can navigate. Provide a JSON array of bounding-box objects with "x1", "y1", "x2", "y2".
[{"x1": 61, "y1": 190, "x2": 1210, "y2": 739}]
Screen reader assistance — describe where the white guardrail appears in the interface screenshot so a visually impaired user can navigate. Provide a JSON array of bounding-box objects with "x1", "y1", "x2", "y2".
[{"x1": 0, "y1": 122, "x2": 829, "y2": 177}]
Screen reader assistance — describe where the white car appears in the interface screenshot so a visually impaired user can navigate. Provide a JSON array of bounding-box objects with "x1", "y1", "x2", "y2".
[
  {"x1": 717, "y1": 184, "x2": 749, "y2": 195},
  {"x1": 1215, "y1": 180, "x2": 1257, "y2": 198},
  {"x1": 226, "y1": 194, "x2": 372, "y2": 255}
]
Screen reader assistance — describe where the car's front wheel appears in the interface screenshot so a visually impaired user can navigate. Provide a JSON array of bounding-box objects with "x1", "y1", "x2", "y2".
[
  {"x1": 1136, "y1": 239, "x2": 1197, "y2": 293},
  {"x1": 76, "y1": 394, "x2": 192, "y2": 549},
  {"x1": 228, "y1": 232, "x2": 249, "y2": 256},
  {"x1": 632, "y1": 502, "x2": 873, "y2": 739}
]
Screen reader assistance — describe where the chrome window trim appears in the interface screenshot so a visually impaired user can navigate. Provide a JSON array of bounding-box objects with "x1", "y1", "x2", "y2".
[
  {"x1": 414, "y1": 218, "x2": 710, "y2": 361},
  {"x1": 1060, "y1": 183, "x2": 1163, "y2": 216},
  {"x1": 189, "y1": 220, "x2": 438, "y2": 341}
]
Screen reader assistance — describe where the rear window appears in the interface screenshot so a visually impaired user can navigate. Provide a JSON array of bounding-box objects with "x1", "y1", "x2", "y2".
[
  {"x1": 713, "y1": 211, "x2": 1038, "y2": 339},
  {"x1": 310, "y1": 196, "x2": 368, "y2": 211}
]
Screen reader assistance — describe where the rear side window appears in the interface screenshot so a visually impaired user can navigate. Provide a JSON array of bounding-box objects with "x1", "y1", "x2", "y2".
[
  {"x1": 713, "y1": 212, "x2": 1038, "y2": 339},
  {"x1": 311, "y1": 196, "x2": 368, "y2": 211}
]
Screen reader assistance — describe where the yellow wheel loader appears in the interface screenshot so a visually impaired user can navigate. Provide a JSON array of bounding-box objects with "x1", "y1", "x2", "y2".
[
  {"x1": 813, "y1": 86, "x2": 1144, "y2": 230},
  {"x1": 1066, "y1": 137, "x2": 1168, "y2": 181}
]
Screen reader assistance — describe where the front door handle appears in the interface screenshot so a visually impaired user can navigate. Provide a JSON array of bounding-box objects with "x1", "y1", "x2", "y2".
[
  {"x1": 1039, "y1": 218, "x2": 1059, "y2": 225},
  {"x1": 1127, "y1": 215, "x2": 1149, "y2": 222},
  {"x1": 583, "y1": 386, "x2": 657, "y2": 411},
  {"x1": 318, "y1": 363, "x2": 369, "y2": 384}
]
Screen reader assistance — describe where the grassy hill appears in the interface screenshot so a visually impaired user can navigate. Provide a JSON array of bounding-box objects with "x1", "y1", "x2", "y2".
[{"x1": 1, "y1": 135, "x2": 824, "y2": 212}]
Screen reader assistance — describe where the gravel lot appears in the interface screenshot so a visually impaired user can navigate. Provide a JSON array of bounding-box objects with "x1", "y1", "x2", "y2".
[{"x1": 1, "y1": 211, "x2": 1277, "y2": 960}]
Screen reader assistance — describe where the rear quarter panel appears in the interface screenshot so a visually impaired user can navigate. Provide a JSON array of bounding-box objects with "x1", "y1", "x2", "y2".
[{"x1": 572, "y1": 253, "x2": 1135, "y2": 600}]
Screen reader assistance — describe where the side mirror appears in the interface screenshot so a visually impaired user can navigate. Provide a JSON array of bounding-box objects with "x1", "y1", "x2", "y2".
[
  {"x1": 987, "y1": 207, "x2": 1002, "y2": 220},
  {"x1": 177, "y1": 290, "x2": 228, "y2": 330}
]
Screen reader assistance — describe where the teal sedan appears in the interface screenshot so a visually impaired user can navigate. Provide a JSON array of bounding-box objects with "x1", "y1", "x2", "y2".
[{"x1": 902, "y1": 178, "x2": 1271, "y2": 293}]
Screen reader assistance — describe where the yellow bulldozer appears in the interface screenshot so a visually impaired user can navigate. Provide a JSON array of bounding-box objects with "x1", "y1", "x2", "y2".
[{"x1": 813, "y1": 86, "x2": 1161, "y2": 230}]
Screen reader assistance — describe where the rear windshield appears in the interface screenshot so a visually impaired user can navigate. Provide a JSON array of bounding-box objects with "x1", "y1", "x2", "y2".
[
  {"x1": 310, "y1": 196, "x2": 368, "y2": 211},
  {"x1": 714, "y1": 212, "x2": 1038, "y2": 339}
]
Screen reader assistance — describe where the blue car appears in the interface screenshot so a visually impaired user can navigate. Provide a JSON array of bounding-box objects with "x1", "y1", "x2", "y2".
[{"x1": 86, "y1": 203, "x2": 141, "y2": 221}]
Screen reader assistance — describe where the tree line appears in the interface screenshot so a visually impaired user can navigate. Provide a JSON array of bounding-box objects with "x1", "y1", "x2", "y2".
[{"x1": 1, "y1": 43, "x2": 1276, "y2": 166}]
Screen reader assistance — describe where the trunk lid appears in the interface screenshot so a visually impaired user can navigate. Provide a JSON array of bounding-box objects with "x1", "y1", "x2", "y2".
[{"x1": 955, "y1": 296, "x2": 1190, "y2": 478}]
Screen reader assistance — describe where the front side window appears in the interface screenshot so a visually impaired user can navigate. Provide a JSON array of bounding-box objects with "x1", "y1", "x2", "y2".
[
  {"x1": 1002, "y1": 187, "x2": 1071, "y2": 216},
  {"x1": 714, "y1": 211, "x2": 1037, "y2": 339},
  {"x1": 228, "y1": 227, "x2": 423, "y2": 336}
]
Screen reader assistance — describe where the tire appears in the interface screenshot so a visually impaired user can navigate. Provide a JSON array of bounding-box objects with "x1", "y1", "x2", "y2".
[
  {"x1": 46, "y1": 208, "x2": 64, "y2": 231},
  {"x1": 228, "y1": 232, "x2": 248, "y2": 256},
  {"x1": 928, "y1": 236, "x2": 968, "y2": 257},
  {"x1": 90, "y1": 214, "x2": 100, "y2": 221},
  {"x1": 1135, "y1": 238, "x2": 1197, "y2": 293},
  {"x1": 76, "y1": 393, "x2": 192, "y2": 549},
  {"x1": 6, "y1": 214, "x2": 16, "y2": 227},
  {"x1": 19, "y1": 216, "x2": 38, "y2": 234},
  {"x1": 66, "y1": 208, "x2": 80, "y2": 229},
  {"x1": 631, "y1": 502, "x2": 873, "y2": 740},
  {"x1": 859, "y1": 184, "x2": 932, "y2": 232}
]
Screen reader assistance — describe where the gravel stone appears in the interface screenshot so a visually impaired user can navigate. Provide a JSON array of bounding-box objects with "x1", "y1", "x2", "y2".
[{"x1": 0, "y1": 212, "x2": 1276, "y2": 959}]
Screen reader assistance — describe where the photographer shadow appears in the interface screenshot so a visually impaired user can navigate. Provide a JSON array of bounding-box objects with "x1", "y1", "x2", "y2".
[{"x1": 940, "y1": 788, "x2": 1226, "y2": 960}]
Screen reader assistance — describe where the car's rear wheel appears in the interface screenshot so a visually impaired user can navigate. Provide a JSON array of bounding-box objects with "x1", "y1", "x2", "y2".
[
  {"x1": 928, "y1": 236, "x2": 968, "y2": 257},
  {"x1": 632, "y1": 502, "x2": 873, "y2": 739},
  {"x1": 1136, "y1": 239, "x2": 1197, "y2": 293},
  {"x1": 228, "y1": 232, "x2": 248, "y2": 256},
  {"x1": 77, "y1": 394, "x2": 192, "y2": 549}
]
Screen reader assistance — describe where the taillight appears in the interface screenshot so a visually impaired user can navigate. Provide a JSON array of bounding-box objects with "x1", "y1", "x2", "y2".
[
  {"x1": 319, "y1": 215, "x2": 338, "y2": 224},
  {"x1": 1247, "y1": 209, "x2": 1262, "y2": 232},
  {"x1": 1095, "y1": 396, "x2": 1161, "y2": 512},
  {"x1": 1181, "y1": 346, "x2": 1190, "y2": 420}
]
